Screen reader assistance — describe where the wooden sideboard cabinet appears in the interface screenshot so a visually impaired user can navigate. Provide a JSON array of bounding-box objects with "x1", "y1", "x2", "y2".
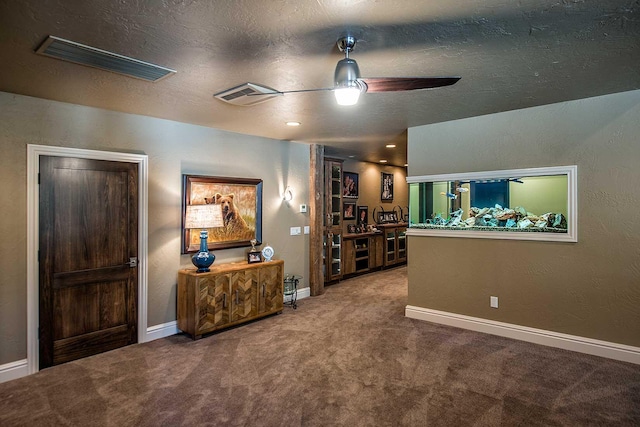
[
  {"x1": 343, "y1": 232, "x2": 385, "y2": 276},
  {"x1": 178, "y1": 260, "x2": 284, "y2": 339}
]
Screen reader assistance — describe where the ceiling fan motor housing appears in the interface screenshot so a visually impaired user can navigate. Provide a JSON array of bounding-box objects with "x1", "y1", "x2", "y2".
[{"x1": 334, "y1": 57, "x2": 361, "y2": 88}]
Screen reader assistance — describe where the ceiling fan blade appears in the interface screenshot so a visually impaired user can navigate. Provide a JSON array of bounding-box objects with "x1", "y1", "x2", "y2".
[{"x1": 361, "y1": 77, "x2": 460, "y2": 92}]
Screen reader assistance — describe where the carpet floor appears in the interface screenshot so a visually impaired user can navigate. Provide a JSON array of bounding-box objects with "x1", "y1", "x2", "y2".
[{"x1": 1, "y1": 266, "x2": 639, "y2": 426}]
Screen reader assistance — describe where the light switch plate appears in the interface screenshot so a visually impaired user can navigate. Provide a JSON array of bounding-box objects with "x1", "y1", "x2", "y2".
[
  {"x1": 304, "y1": 226, "x2": 309, "y2": 234},
  {"x1": 490, "y1": 296, "x2": 499, "y2": 308},
  {"x1": 290, "y1": 226, "x2": 302, "y2": 236}
]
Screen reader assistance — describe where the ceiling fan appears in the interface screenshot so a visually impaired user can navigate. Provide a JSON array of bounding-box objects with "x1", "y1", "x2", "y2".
[{"x1": 219, "y1": 36, "x2": 461, "y2": 106}]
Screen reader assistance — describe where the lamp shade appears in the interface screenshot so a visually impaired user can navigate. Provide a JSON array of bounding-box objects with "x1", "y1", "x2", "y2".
[
  {"x1": 184, "y1": 204, "x2": 224, "y2": 229},
  {"x1": 185, "y1": 204, "x2": 224, "y2": 273}
]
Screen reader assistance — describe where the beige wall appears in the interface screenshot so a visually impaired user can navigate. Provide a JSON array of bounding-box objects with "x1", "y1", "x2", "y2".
[
  {"x1": 341, "y1": 159, "x2": 408, "y2": 229},
  {"x1": 407, "y1": 90, "x2": 640, "y2": 347},
  {"x1": 0, "y1": 92, "x2": 311, "y2": 364}
]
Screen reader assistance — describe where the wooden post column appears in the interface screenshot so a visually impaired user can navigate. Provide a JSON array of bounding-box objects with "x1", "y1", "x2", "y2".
[{"x1": 309, "y1": 144, "x2": 325, "y2": 296}]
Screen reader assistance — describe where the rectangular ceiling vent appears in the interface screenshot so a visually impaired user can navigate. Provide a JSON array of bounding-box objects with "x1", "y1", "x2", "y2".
[
  {"x1": 35, "y1": 35, "x2": 176, "y2": 82},
  {"x1": 214, "y1": 83, "x2": 282, "y2": 106}
]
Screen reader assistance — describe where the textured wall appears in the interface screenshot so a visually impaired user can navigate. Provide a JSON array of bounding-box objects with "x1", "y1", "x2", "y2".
[
  {"x1": 0, "y1": 92, "x2": 310, "y2": 364},
  {"x1": 407, "y1": 90, "x2": 640, "y2": 347}
]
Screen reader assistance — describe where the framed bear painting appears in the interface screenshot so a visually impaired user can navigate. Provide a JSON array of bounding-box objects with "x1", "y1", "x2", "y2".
[{"x1": 182, "y1": 175, "x2": 263, "y2": 253}]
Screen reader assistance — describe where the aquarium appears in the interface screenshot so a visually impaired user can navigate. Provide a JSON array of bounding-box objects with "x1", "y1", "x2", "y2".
[{"x1": 406, "y1": 166, "x2": 577, "y2": 242}]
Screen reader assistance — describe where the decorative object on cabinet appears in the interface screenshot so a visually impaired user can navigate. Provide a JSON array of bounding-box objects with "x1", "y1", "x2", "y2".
[
  {"x1": 247, "y1": 252, "x2": 262, "y2": 263},
  {"x1": 406, "y1": 165, "x2": 577, "y2": 242},
  {"x1": 373, "y1": 205, "x2": 399, "y2": 224},
  {"x1": 343, "y1": 171, "x2": 359, "y2": 199},
  {"x1": 357, "y1": 205, "x2": 368, "y2": 226},
  {"x1": 261, "y1": 245, "x2": 274, "y2": 262},
  {"x1": 247, "y1": 239, "x2": 262, "y2": 263},
  {"x1": 395, "y1": 205, "x2": 409, "y2": 222},
  {"x1": 182, "y1": 175, "x2": 263, "y2": 253},
  {"x1": 343, "y1": 201, "x2": 356, "y2": 219},
  {"x1": 283, "y1": 274, "x2": 301, "y2": 309},
  {"x1": 184, "y1": 204, "x2": 225, "y2": 272},
  {"x1": 347, "y1": 224, "x2": 357, "y2": 233},
  {"x1": 177, "y1": 260, "x2": 284, "y2": 340},
  {"x1": 381, "y1": 172, "x2": 394, "y2": 201}
]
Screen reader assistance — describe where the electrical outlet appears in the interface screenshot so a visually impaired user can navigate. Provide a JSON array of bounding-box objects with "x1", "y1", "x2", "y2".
[
  {"x1": 290, "y1": 226, "x2": 302, "y2": 236},
  {"x1": 490, "y1": 296, "x2": 499, "y2": 308}
]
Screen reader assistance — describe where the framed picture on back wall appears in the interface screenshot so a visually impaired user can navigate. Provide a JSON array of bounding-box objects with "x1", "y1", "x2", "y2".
[
  {"x1": 343, "y1": 172, "x2": 359, "y2": 199},
  {"x1": 357, "y1": 205, "x2": 368, "y2": 226},
  {"x1": 381, "y1": 172, "x2": 394, "y2": 201},
  {"x1": 343, "y1": 202, "x2": 356, "y2": 219}
]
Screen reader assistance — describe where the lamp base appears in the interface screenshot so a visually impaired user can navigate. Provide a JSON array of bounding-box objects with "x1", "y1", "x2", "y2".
[
  {"x1": 192, "y1": 229, "x2": 215, "y2": 273},
  {"x1": 192, "y1": 251, "x2": 215, "y2": 273}
]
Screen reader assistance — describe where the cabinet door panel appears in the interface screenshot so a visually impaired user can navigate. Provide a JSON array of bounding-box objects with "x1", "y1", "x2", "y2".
[
  {"x1": 197, "y1": 274, "x2": 230, "y2": 334},
  {"x1": 343, "y1": 239, "x2": 355, "y2": 275},
  {"x1": 259, "y1": 264, "x2": 283, "y2": 314},
  {"x1": 371, "y1": 235, "x2": 384, "y2": 268},
  {"x1": 230, "y1": 269, "x2": 258, "y2": 322}
]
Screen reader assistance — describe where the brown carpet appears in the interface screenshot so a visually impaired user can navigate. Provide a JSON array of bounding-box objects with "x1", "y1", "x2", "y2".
[{"x1": 1, "y1": 266, "x2": 639, "y2": 426}]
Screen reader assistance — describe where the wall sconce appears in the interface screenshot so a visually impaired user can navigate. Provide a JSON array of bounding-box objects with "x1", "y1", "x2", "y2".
[
  {"x1": 184, "y1": 204, "x2": 224, "y2": 272},
  {"x1": 282, "y1": 186, "x2": 293, "y2": 202}
]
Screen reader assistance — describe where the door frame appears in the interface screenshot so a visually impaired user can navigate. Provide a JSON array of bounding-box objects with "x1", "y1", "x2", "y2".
[{"x1": 27, "y1": 144, "x2": 148, "y2": 375}]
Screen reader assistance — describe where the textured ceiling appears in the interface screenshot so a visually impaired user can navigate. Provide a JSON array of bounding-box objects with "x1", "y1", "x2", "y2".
[{"x1": 1, "y1": 0, "x2": 638, "y2": 166}]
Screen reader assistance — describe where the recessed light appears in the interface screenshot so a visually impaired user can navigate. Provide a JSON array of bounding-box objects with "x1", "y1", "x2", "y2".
[
  {"x1": 379, "y1": 160, "x2": 388, "y2": 163},
  {"x1": 385, "y1": 144, "x2": 396, "y2": 148},
  {"x1": 286, "y1": 121, "x2": 301, "y2": 126},
  {"x1": 348, "y1": 155, "x2": 355, "y2": 158}
]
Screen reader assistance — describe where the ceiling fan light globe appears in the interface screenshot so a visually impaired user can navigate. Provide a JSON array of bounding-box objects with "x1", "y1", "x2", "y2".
[{"x1": 334, "y1": 86, "x2": 361, "y2": 106}]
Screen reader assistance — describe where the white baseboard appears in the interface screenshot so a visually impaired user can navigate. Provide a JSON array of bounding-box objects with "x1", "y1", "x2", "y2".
[
  {"x1": 284, "y1": 288, "x2": 311, "y2": 302},
  {"x1": 285, "y1": 286, "x2": 310, "y2": 303},
  {"x1": 405, "y1": 305, "x2": 640, "y2": 365},
  {"x1": 144, "y1": 321, "x2": 179, "y2": 342},
  {"x1": 0, "y1": 359, "x2": 29, "y2": 384}
]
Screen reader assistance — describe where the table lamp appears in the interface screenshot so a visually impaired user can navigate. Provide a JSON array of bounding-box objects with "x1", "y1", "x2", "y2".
[{"x1": 184, "y1": 204, "x2": 224, "y2": 272}]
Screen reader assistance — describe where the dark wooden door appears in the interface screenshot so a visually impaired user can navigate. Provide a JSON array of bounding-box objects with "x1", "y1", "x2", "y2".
[{"x1": 39, "y1": 156, "x2": 138, "y2": 369}]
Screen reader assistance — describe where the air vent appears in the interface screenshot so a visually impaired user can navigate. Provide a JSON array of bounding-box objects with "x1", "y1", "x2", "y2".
[
  {"x1": 35, "y1": 36, "x2": 176, "y2": 82},
  {"x1": 214, "y1": 83, "x2": 282, "y2": 106}
]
